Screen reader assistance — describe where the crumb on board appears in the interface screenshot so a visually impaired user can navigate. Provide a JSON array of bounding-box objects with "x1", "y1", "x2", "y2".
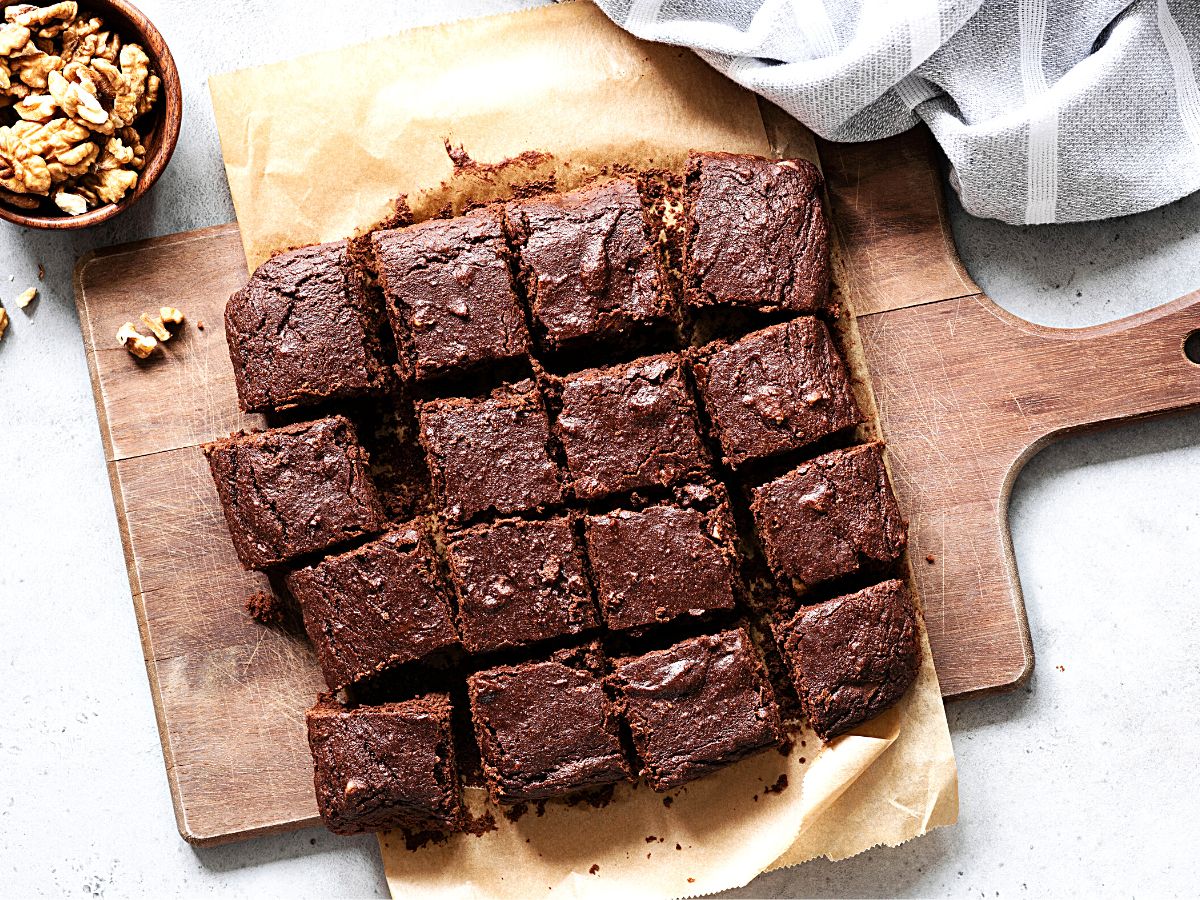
[
  {"x1": 926, "y1": 554, "x2": 936, "y2": 564},
  {"x1": 244, "y1": 591, "x2": 285, "y2": 626},
  {"x1": 1056, "y1": 664, "x2": 1065, "y2": 672},
  {"x1": 764, "y1": 774, "x2": 789, "y2": 795},
  {"x1": 37, "y1": 264, "x2": 44, "y2": 281}
]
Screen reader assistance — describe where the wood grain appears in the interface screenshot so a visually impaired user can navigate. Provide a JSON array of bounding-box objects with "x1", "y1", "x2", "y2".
[{"x1": 73, "y1": 128, "x2": 1200, "y2": 842}]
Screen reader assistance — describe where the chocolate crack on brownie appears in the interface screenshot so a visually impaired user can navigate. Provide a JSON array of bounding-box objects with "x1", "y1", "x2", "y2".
[
  {"x1": 751, "y1": 442, "x2": 906, "y2": 588},
  {"x1": 683, "y1": 152, "x2": 830, "y2": 315},
  {"x1": 286, "y1": 525, "x2": 459, "y2": 690},
  {"x1": 225, "y1": 241, "x2": 393, "y2": 413},
  {"x1": 505, "y1": 178, "x2": 672, "y2": 351},
  {"x1": 307, "y1": 693, "x2": 462, "y2": 834},
  {"x1": 553, "y1": 353, "x2": 709, "y2": 501},
  {"x1": 609, "y1": 628, "x2": 783, "y2": 791},
  {"x1": 445, "y1": 515, "x2": 597, "y2": 655},
  {"x1": 419, "y1": 379, "x2": 562, "y2": 525},
  {"x1": 203, "y1": 416, "x2": 387, "y2": 570},
  {"x1": 372, "y1": 207, "x2": 530, "y2": 382},
  {"x1": 692, "y1": 317, "x2": 862, "y2": 467},
  {"x1": 584, "y1": 481, "x2": 739, "y2": 632},
  {"x1": 468, "y1": 645, "x2": 631, "y2": 803},
  {"x1": 772, "y1": 579, "x2": 920, "y2": 741}
]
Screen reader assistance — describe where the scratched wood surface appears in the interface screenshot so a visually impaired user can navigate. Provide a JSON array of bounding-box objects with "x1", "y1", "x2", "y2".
[{"x1": 74, "y1": 132, "x2": 1200, "y2": 846}]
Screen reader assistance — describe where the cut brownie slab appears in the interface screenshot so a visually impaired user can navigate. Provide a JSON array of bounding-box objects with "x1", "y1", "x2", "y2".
[
  {"x1": 583, "y1": 482, "x2": 739, "y2": 632},
  {"x1": 505, "y1": 178, "x2": 671, "y2": 351},
  {"x1": 692, "y1": 317, "x2": 862, "y2": 467},
  {"x1": 608, "y1": 628, "x2": 783, "y2": 791},
  {"x1": 772, "y1": 579, "x2": 920, "y2": 741},
  {"x1": 286, "y1": 525, "x2": 459, "y2": 689},
  {"x1": 750, "y1": 442, "x2": 906, "y2": 588},
  {"x1": 372, "y1": 207, "x2": 530, "y2": 382},
  {"x1": 554, "y1": 353, "x2": 709, "y2": 501},
  {"x1": 683, "y1": 152, "x2": 830, "y2": 315},
  {"x1": 224, "y1": 241, "x2": 392, "y2": 413},
  {"x1": 203, "y1": 416, "x2": 387, "y2": 570},
  {"x1": 445, "y1": 516, "x2": 597, "y2": 655},
  {"x1": 468, "y1": 645, "x2": 631, "y2": 803},
  {"x1": 419, "y1": 380, "x2": 562, "y2": 525},
  {"x1": 307, "y1": 693, "x2": 462, "y2": 835}
]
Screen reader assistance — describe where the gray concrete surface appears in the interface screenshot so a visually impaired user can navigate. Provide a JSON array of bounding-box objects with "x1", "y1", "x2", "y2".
[{"x1": 1, "y1": 2, "x2": 1197, "y2": 896}]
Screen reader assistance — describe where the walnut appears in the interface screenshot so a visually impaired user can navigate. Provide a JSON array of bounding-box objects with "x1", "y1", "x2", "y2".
[
  {"x1": 0, "y1": 21, "x2": 29, "y2": 54},
  {"x1": 0, "y1": 305, "x2": 8, "y2": 341},
  {"x1": 118, "y1": 124, "x2": 142, "y2": 169},
  {"x1": 51, "y1": 186, "x2": 82, "y2": 213},
  {"x1": 159, "y1": 306, "x2": 184, "y2": 326},
  {"x1": 14, "y1": 117, "x2": 93, "y2": 180},
  {"x1": 6, "y1": 3, "x2": 77, "y2": 29},
  {"x1": 74, "y1": 162, "x2": 135, "y2": 204},
  {"x1": 11, "y1": 46, "x2": 60, "y2": 89},
  {"x1": 116, "y1": 321, "x2": 156, "y2": 358},
  {"x1": 47, "y1": 61, "x2": 109, "y2": 131},
  {"x1": 117, "y1": 42, "x2": 149, "y2": 118},
  {"x1": 0, "y1": 124, "x2": 50, "y2": 193},
  {"x1": 12, "y1": 90, "x2": 54, "y2": 121},
  {"x1": 15, "y1": 285, "x2": 34, "y2": 307},
  {"x1": 140, "y1": 311, "x2": 169, "y2": 340},
  {"x1": 0, "y1": 183, "x2": 37, "y2": 207}
]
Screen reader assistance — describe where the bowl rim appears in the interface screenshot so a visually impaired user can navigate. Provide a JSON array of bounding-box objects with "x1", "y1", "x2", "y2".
[{"x1": 0, "y1": 0, "x2": 183, "y2": 230}]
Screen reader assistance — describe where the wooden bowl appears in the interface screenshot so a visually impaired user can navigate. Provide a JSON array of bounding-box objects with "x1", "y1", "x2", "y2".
[{"x1": 0, "y1": 0, "x2": 182, "y2": 230}]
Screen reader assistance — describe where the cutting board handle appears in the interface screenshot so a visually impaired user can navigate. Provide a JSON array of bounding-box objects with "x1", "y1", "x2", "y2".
[{"x1": 1005, "y1": 289, "x2": 1200, "y2": 440}]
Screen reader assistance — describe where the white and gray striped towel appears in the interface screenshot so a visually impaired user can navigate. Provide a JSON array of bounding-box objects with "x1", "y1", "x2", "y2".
[{"x1": 594, "y1": 0, "x2": 1200, "y2": 225}]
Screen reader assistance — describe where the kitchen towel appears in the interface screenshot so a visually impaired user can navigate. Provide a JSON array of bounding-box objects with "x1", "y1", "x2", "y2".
[{"x1": 593, "y1": 0, "x2": 1200, "y2": 225}]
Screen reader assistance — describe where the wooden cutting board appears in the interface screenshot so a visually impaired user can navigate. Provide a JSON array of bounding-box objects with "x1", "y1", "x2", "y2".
[{"x1": 74, "y1": 126, "x2": 1200, "y2": 845}]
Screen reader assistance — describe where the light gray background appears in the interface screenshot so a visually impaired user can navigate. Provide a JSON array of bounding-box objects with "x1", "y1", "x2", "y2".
[{"x1": 1, "y1": 2, "x2": 1197, "y2": 896}]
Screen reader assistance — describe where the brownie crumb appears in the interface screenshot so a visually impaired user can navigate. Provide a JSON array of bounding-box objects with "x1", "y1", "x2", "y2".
[
  {"x1": 662, "y1": 796, "x2": 673, "y2": 808},
  {"x1": 926, "y1": 554, "x2": 936, "y2": 564},
  {"x1": 777, "y1": 737, "x2": 795, "y2": 757},
  {"x1": 799, "y1": 757, "x2": 806, "y2": 764},
  {"x1": 503, "y1": 802, "x2": 529, "y2": 824},
  {"x1": 244, "y1": 591, "x2": 284, "y2": 626},
  {"x1": 645, "y1": 835, "x2": 657, "y2": 843},
  {"x1": 589, "y1": 864, "x2": 600, "y2": 875},
  {"x1": 403, "y1": 828, "x2": 451, "y2": 852},
  {"x1": 463, "y1": 810, "x2": 498, "y2": 837},
  {"x1": 675, "y1": 843, "x2": 682, "y2": 851},
  {"x1": 764, "y1": 774, "x2": 789, "y2": 795}
]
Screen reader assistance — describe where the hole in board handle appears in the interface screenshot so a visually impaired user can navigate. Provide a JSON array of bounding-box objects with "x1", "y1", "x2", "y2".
[{"x1": 1186, "y1": 330, "x2": 1200, "y2": 366}]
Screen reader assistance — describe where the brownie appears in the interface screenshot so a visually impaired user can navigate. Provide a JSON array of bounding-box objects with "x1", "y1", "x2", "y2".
[
  {"x1": 583, "y1": 482, "x2": 739, "y2": 632},
  {"x1": 608, "y1": 628, "x2": 783, "y2": 791},
  {"x1": 505, "y1": 178, "x2": 671, "y2": 350},
  {"x1": 772, "y1": 579, "x2": 920, "y2": 740},
  {"x1": 372, "y1": 206, "x2": 530, "y2": 382},
  {"x1": 203, "y1": 416, "x2": 387, "y2": 570},
  {"x1": 554, "y1": 353, "x2": 709, "y2": 501},
  {"x1": 692, "y1": 318, "x2": 862, "y2": 467},
  {"x1": 307, "y1": 694, "x2": 462, "y2": 834},
  {"x1": 418, "y1": 380, "x2": 562, "y2": 525},
  {"x1": 467, "y1": 645, "x2": 631, "y2": 803},
  {"x1": 750, "y1": 442, "x2": 906, "y2": 588},
  {"x1": 683, "y1": 152, "x2": 830, "y2": 315},
  {"x1": 286, "y1": 525, "x2": 459, "y2": 689},
  {"x1": 224, "y1": 241, "x2": 391, "y2": 413},
  {"x1": 445, "y1": 516, "x2": 597, "y2": 654}
]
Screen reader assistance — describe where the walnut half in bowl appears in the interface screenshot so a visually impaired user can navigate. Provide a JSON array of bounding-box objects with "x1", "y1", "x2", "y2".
[{"x1": 0, "y1": 0, "x2": 180, "y2": 229}]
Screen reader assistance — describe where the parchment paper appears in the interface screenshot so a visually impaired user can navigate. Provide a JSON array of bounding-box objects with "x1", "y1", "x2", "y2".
[{"x1": 209, "y1": 3, "x2": 958, "y2": 896}]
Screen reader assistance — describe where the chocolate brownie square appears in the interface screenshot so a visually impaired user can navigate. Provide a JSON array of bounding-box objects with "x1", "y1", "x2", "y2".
[
  {"x1": 750, "y1": 442, "x2": 907, "y2": 588},
  {"x1": 419, "y1": 380, "x2": 562, "y2": 525},
  {"x1": 505, "y1": 178, "x2": 671, "y2": 351},
  {"x1": 608, "y1": 628, "x2": 783, "y2": 791},
  {"x1": 372, "y1": 207, "x2": 530, "y2": 382},
  {"x1": 772, "y1": 579, "x2": 920, "y2": 740},
  {"x1": 692, "y1": 318, "x2": 862, "y2": 467},
  {"x1": 683, "y1": 152, "x2": 830, "y2": 315},
  {"x1": 224, "y1": 241, "x2": 392, "y2": 412},
  {"x1": 583, "y1": 482, "x2": 739, "y2": 632},
  {"x1": 467, "y1": 645, "x2": 631, "y2": 803},
  {"x1": 554, "y1": 353, "x2": 709, "y2": 501},
  {"x1": 203, "y1": 416, "x2": 387, "y2": 570},
  {"x1": 286, "y1": 525, "x2": 458, "y2": 689},
  {"x1": 445, "y1": 516, "x2": 597, "y2": 655},
  {"x1": 307, "y1": 693, "x2": 462, "y2": 834}
]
